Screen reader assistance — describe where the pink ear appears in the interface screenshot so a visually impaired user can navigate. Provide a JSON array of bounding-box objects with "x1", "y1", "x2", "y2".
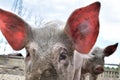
[
  {"x1": 0, "y1": 9, "x2": 31, "y2": 50},
  {"x1": 104, "y1": 43, "x2": 118, "y2": 56},
  {"x1": 65, "y1": 2, "x2": 100, "y2": 54}
]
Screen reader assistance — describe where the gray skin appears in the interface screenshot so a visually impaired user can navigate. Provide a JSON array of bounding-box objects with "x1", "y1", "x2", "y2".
[
  {"x1": 79, "y1": 43, "x2": 118, "y2": 80},
  {"x1": 0, "y1": 2, "x2": 101, "y2": 80},
  {"x1": 23, "y1": 21, "x2": 94, "y2": 80},
  {"x1": 23, "y1": 22, "x2": 82, "y2": 80}
]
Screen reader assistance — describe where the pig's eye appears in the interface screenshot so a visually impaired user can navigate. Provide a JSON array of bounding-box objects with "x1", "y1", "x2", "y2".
[
  {"x1": 59, "y1": 48, "x2": 68, "y2": 61},
  {"x1": 59, "y1": 52, "x2": 67, "y2": 60},
  {"x1": 91, "y1": 49, "x2": 98, "y2": 55},
  {"x1": 92, "y1": 53, "x2": 95, "y2": 55}
]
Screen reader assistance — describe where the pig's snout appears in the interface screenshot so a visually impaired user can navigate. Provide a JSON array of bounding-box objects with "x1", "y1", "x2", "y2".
[{"x1": 94, "y1": 65, "x2": 104, "y2": 74}]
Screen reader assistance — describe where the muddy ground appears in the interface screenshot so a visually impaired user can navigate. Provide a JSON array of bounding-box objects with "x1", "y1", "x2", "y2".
[
  {"x1": 0, "y1": 55, "x2": 25, "y2": 80},
  {"x1": 0, "y1": 65, "x2": 25, "y2": 80}
]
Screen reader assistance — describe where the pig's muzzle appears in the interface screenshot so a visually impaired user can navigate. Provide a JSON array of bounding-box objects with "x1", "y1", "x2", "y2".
[{"x1": 94, "y1": 65, "x2": 104, "y2": 74}]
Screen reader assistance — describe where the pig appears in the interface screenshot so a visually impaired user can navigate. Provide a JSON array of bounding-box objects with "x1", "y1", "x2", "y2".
[
  {"x1": 0, "y1": 2, "x2": 100, "y2": 80},
  {"x1": 79, "y1": 43, "x2": 118, "y2": 80}
]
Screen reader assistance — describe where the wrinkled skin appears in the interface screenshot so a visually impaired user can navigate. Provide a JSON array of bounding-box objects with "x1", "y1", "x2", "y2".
[
  {"x1": 80, "y1": 43, "x2": 118, "y2": 80},
  {"x1": 24, "y1": 23, "x2": 75, "y2": 80},
  {"x1": 24, "y1": 22, "x2": 88, "y2": 80},
  {"x1": 0, "y1": 2, "x2": 101, "y2": 80}
]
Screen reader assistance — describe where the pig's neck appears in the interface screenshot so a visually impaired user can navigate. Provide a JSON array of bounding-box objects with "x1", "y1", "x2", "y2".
[{"x1": 82, "y1": 55, "x2": 93, "y2": 74}]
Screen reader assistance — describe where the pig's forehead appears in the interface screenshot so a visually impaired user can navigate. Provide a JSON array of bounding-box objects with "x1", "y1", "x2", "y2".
[
  {"x1": 32, "y1": 20, "x2": 65, "y2": 37},
  {"x1": 32, "y1": 26, "x2": 66, "y2": 42},
  {"x1": 29, "y1": 21, "x2": 72, "y2": 50},
  {"x1": 94, "y1": 47, "x2": 104, "y2": 57},
  {"x1": 43, "y1": 20, "x2": 65, "y2": 30}
]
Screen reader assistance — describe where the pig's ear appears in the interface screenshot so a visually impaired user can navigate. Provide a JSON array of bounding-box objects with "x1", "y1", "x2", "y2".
[
  {"x1": 0, "y1": 9, "x2": 32, "y2": 50},
  {"x1": 104, "y1": 43, "x2": 118, "y2": 56},
  {"x1": 65, "y1": 2, "x2": 100, "y2": 54}
]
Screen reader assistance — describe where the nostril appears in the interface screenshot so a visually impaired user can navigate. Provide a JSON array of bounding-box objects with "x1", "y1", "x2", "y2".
[{"x1": 95, "y1": 67, "x2": 104, "y2": 72}]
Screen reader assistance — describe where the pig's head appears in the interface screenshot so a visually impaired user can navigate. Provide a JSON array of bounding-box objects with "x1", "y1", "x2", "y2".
[
  {"x1": 0, "y1": 2, "x2": 100, "y2": 80},
  {"x1": 89, "y1": 43, "x2": 118, "y2": 75}
]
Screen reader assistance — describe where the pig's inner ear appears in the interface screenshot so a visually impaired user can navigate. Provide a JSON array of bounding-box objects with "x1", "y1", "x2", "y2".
[
  {"x1": 0, "y1": 9, "x2": 32, "y2": 50},
  {"x1": 65, "y1": 2, "x2": 100, "y2": 54},
  {"x1": 104, "y1": 43, "x2": 118, "y2": 56}
]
